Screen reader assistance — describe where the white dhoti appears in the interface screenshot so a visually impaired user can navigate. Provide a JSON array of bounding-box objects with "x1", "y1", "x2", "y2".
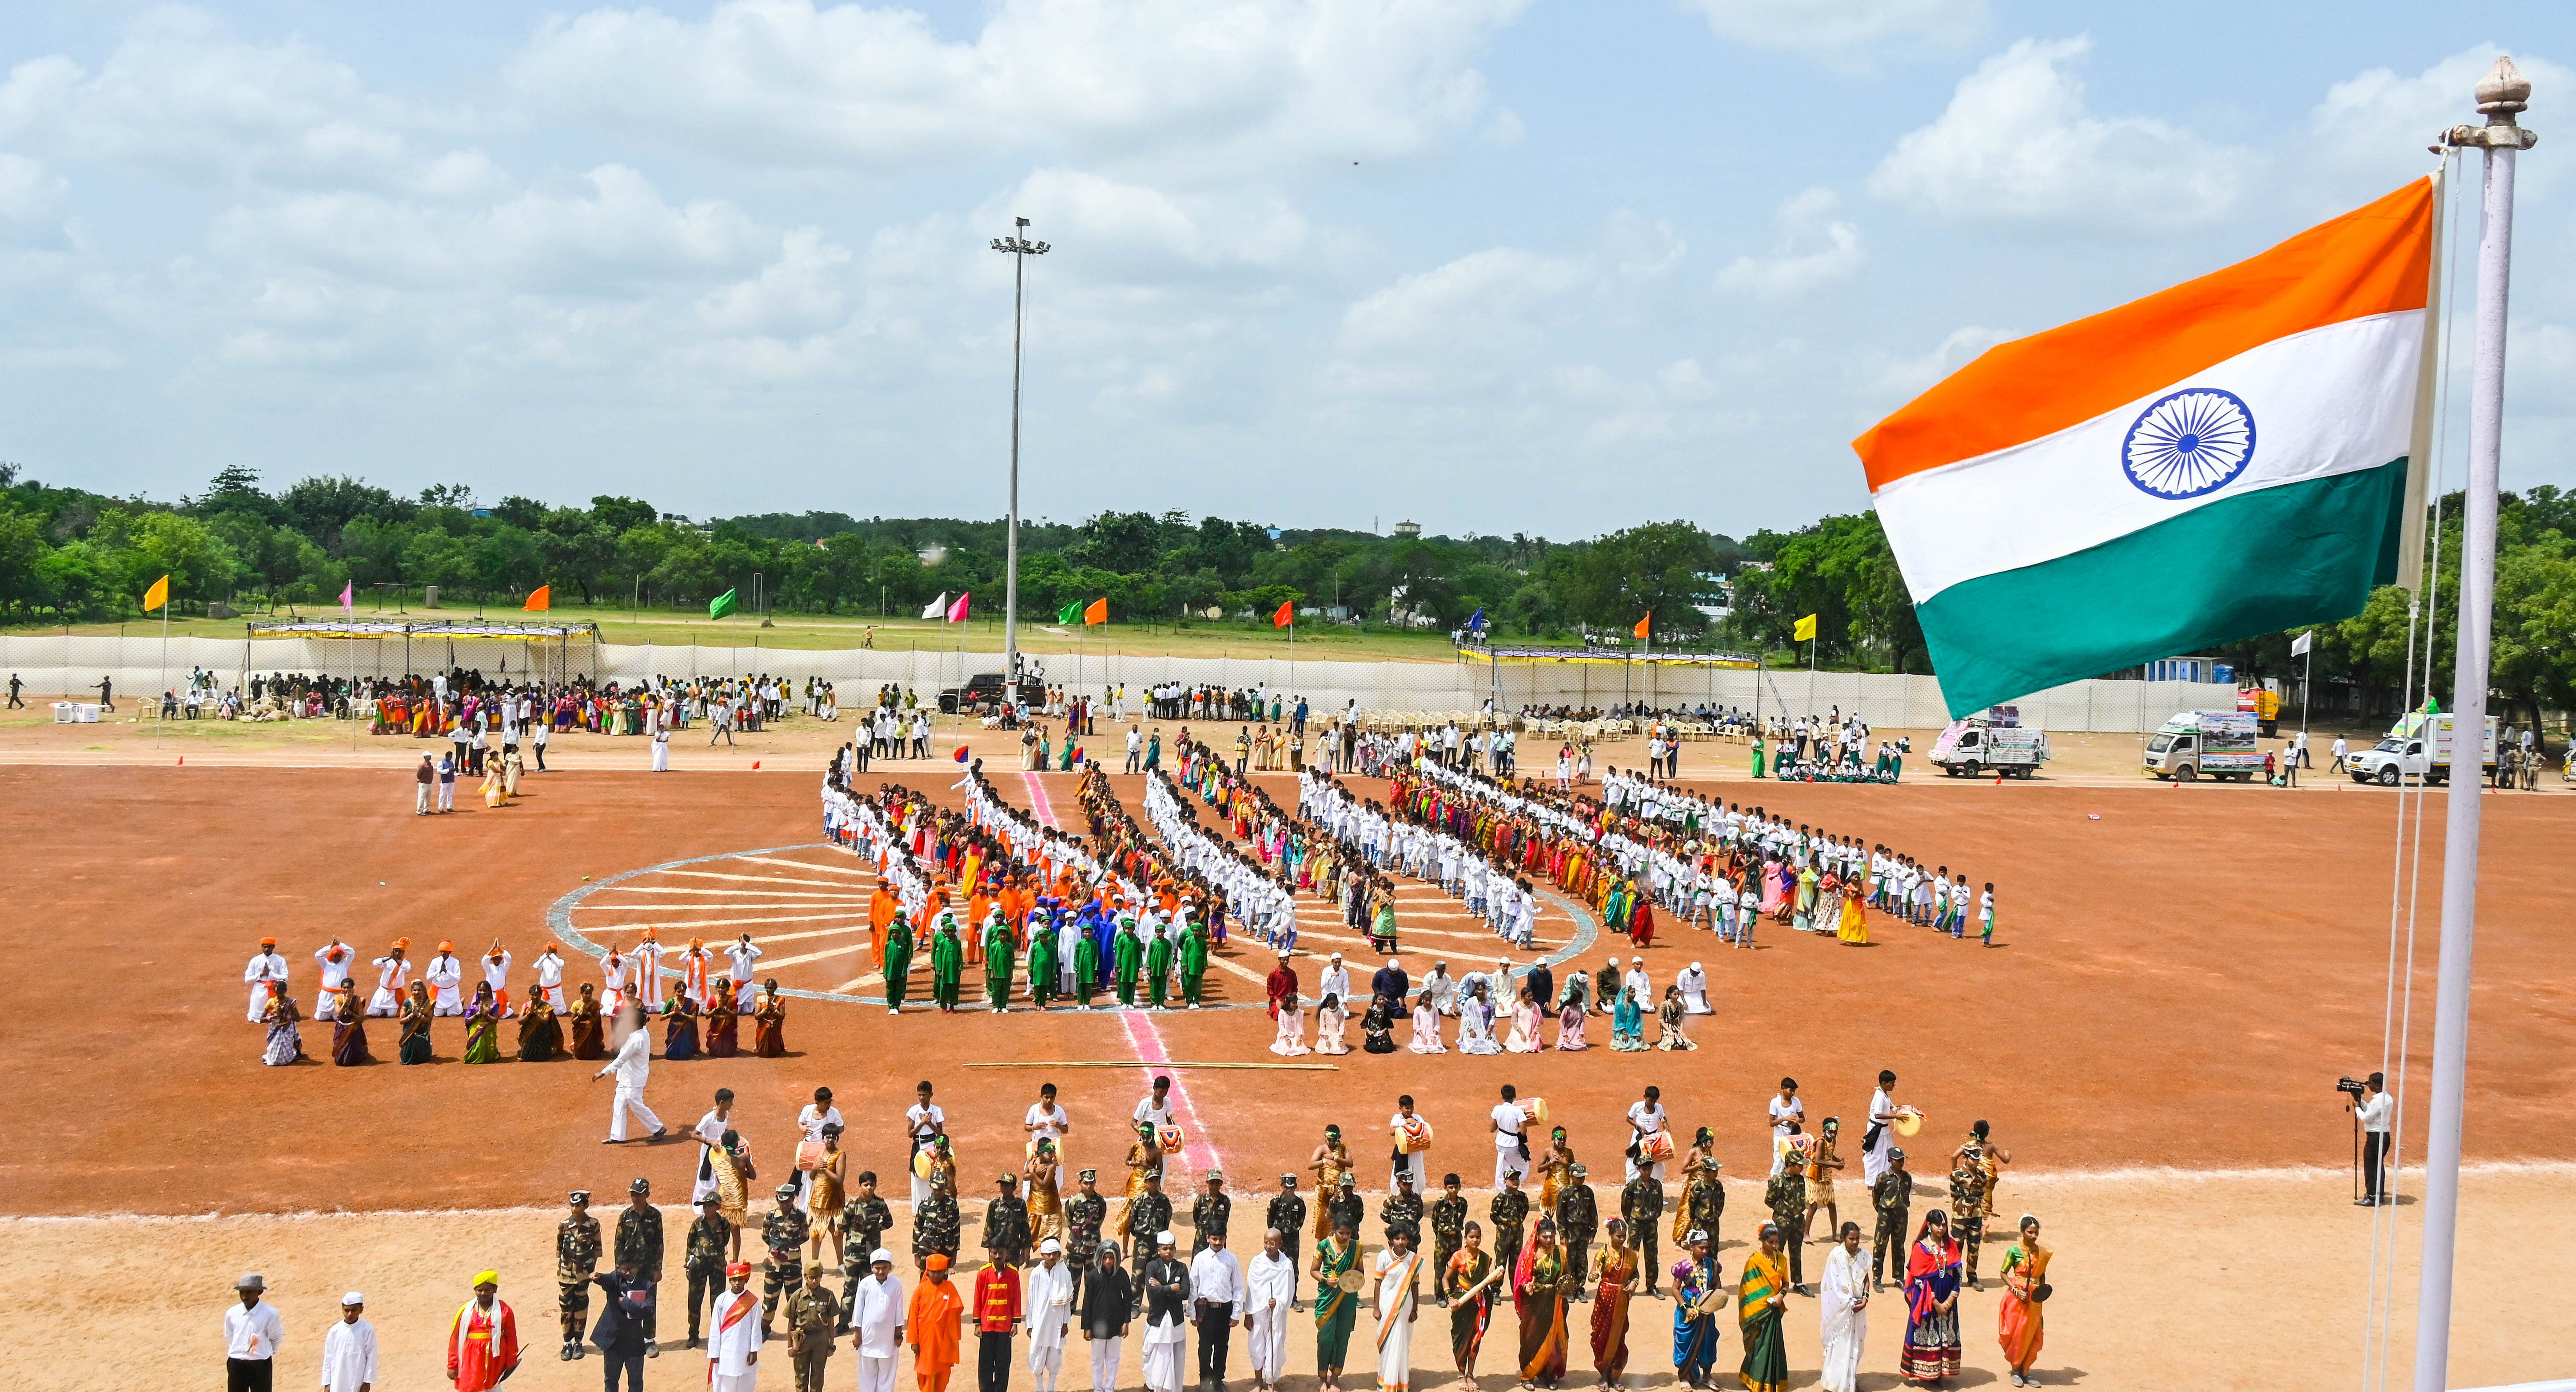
[
  {"x1": 312, "y1": 992, "x2": 339, "y2": 1021},
  {"x1": 1247, "y1": 1307, "x2": 1288, "y2": 1381},
  {"x1": 857, "y1": 1353, "x2": 899, "y2": 1392},
  {"x1": 711, "y1": 1374, "x2": 756, "y2": 1392},
  {"x1": 651, "y1": 740, "x2": 670, "y2": 771},
  {"x1": 367, "y1": 989, "x2": 399, "y2": 1018},
  {"x1": 1029, "y1": 1337, "x2": 1065, "y2": 1392},
  {"x1": 1089, "y1": 1335, "x2": 1124, "y2": 1392},
  {"x1": 610, "y1": 1085, "x2": 662, "y2": 1141},
  {"x1": 1142, "y1": 1327, "x2": 1186, "y2": 1392}
]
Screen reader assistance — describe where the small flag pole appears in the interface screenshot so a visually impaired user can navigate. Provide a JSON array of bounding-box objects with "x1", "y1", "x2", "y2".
[
  {"x1": 155, "y1": 582, "x2": 168, "y2": 748},
  {"x1": 2415, "y1": 56, "x2": 2536, "y2": 1392}
]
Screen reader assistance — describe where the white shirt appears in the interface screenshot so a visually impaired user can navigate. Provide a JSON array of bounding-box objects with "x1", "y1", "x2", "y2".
[
  {"x1": 1490, "y1": 1102, "x2": 1526, "y2": 1150},
  {"x1": 1025, "y1": 1102, "x2": 1069, "y2": 1141},
  {"x1": 706, "y1": 1289, "x2": 764, "y2": 1374},
  {"x1": 1133, "y1": 1096, "x2": 1175, "y2": 1131},
  {"x1": 1626, "y1": 1101, "x2": 1667, "y2": 1144},
  {"x1": 1026, "y1": 1260, "x2": 1076, "y2": 1349},
  {"x1": 853, "y1": 1274, "x2": 906, "y2": 1356},
  {"x1": 319, "y1": 1317, "x2": 377, "y2": 1392},
  {"x1": 907, "y1": 1102, "x2": 946, "y2": 1142},
  {"x1": 481, "y1": 951, "x2": 512, "y2": 992},
  {"x1": 2357, "y1": 1091, "x2": 2393, "y2": 1134},
  {"x1": 312, "y1": 945, "x2": 354, "y2": 990},
  {"x1": 1188, "y1": 1248, "x2": 1244, "y2": 1305},
  {"x1": 225, "y1": 1299, "x2": 284, "y2": 1360},
  {"x1": 599, "y1": 1024, "x2": 652, "y2": 1088},
  {"x1": 798, "y1": 1103, "x2": 845, "y2": 1141}
]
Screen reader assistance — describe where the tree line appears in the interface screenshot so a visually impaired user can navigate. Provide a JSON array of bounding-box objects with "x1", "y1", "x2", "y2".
[{"x1": 0, "y1": 463, "x2": 2565, "y2": 724}]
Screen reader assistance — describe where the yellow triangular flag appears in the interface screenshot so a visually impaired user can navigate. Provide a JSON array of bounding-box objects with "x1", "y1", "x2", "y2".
[
  {"x1": 142, "y1": 574, "x2": 171, "y2": 612},
  {"x1": 1792, "y1": 612, "x2": 1817, "y2": 642}
]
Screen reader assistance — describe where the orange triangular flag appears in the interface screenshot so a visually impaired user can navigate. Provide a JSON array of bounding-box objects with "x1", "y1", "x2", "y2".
[
  {"x1": 524, "y1": 585, "x2": 551, "y2": 612},
  {"x1": 1633, "y1": 613, "x2": 1651, "y2": 640},
  {"x1": 1084, "y1": 597, "x2": 1109, "y2": 625}
]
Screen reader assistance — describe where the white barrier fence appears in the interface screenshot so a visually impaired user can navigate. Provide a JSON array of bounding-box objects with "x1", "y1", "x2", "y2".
[{"x1": 0, "y1": 632, "x2": 2238, "y2": 735}]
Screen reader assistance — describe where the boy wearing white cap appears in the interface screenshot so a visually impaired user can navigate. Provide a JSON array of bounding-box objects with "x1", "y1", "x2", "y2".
[
  {"x1": 1025, "y1": 1238, "x2": 1075, "y2": 1392},
  {"x1": 849, "y1": 1249, "x2": 905, "y2": 1392},
  {"x1": 320, "y1": 1294, "x2": 376, "y2": 1392}
]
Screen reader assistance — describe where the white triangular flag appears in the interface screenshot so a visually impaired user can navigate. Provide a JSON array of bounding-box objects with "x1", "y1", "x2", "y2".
[{"x1": 920, "y1": 591, "x2": 949, "y2": 621}]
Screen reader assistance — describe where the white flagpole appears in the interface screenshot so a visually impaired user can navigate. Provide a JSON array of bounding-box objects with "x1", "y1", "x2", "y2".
[{"x1": 2415, "y1": 57, "x2": 2534, "y2": 1392}]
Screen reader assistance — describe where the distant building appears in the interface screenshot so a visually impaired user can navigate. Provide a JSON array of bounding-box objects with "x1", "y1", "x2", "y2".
[{"x1": 1392, "y1": 520, "x2": 1422, "y2": 538}]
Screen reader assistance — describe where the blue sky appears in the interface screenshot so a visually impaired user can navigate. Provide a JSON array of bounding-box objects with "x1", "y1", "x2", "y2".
[{"x1": 1, "y1": 1, "x2": 2568, "y2": 538}]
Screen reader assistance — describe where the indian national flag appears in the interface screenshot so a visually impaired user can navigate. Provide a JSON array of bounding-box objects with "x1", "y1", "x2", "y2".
[{"x1": 1855, "y1": 178, "x2": 2435, "y2": 718}]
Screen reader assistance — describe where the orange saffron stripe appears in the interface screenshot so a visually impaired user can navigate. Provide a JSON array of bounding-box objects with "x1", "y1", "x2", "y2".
[{"x1": 1853, "y1": 178, "x2": 2433, "y2": 492}]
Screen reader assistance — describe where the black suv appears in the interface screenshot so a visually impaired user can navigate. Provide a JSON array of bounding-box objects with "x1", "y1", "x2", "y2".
[{"x1": 938, "y1": 672, "x2": 1048, "y2": 714}]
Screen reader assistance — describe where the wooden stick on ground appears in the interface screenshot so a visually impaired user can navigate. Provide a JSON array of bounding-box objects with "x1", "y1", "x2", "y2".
[{"x1": 960, "y1": 1060, "x2": 1340, "y2": 1071}]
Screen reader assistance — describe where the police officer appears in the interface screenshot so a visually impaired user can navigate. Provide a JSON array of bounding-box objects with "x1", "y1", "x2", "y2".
[{"x1": 782, "y1": 1261, "x2": 843, "y2": 1392}]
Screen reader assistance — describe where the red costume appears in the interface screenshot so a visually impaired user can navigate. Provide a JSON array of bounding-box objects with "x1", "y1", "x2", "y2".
[{"x1": 446, "y1": 1297, "x2": 520, "y2": 1392}]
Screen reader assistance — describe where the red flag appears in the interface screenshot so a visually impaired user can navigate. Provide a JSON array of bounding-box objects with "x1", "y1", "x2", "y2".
[
  {"x1": 1632, "y1": 613, "x2": 1651, "y2": 640},
  {"x1": 953, "y1": 746, "x2": 970, "y2": 763},
  {"x1": 524, "y1": 585, "x2": 551, "y2": 612},
  {"x1": 1272, "y1": 600, "x2": 1293, "y2": 629},
  {"x1": 948, "y1": 591, "x2": 972, "y2": 624}
]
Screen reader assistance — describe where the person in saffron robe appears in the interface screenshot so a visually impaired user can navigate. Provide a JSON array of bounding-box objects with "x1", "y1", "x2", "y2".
[
  {"x1": 330, "y1": 985, "x2": 370, "y2": 1066},
  {"x1": 261, "y1": 992, "x2": 305, "y2": 1066},
  {"x1": 566, "y1": 982, "x2": 606, "y2": 1060},
  {"x1": 1899, "y1": 1210, "x2": 1962, "y2": 1386},
  {"x1": 1512, "y1": 1217, "x2": 1570, "y2": 1390},
  {"x1": 1311, "y1": 1219, "x2": 1360, "y2": 1392},
  {"x1": 515, "y1": 994, "x2": 561, "y2": 1062},
  {"x1": 753, "y1": 979, "x2": 787, "y2": 1056},
  {"x1": 908, "y1": 1253, "x2": 967, "y2": 1392},
  {"x1": 1444, "y1": 1222, "x2": 1497, "y2": 1391},
  {"x1": 1669, "y1": 1231, "x2": 1721, "y2": 1389},
  {"x1": 662, "y1": 986, "x2": 701, "y2": 1060},
  {"x1": 1587, "y1": 1219, "x2": 1637, "y2": 1385},
  {"x1": 446, "y1": 1273, "x2": 521, "y2": 1392},
  {"x1": 398, "y1": 982, "x2": 435, "y2": 1064},
  {"x1": 1735, "y1": 1223, "x2": 1788, "y2": 1392},
  {"x1": 1995, "y1": 1215, "x2": 2049, "y2": 1387}
]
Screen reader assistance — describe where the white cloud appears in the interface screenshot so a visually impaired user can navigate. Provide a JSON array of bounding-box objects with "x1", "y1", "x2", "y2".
[
  {"x1": 698, "y1": 227, "x2": 854, "y2": 337},
  {"x1": 1866, "y1": 36, "x2": 2253, "y2": 235},
  {"x1": 1716, "y1": 187, "x2": 1865, "y2": 299},
  {"x1": 1683, "y1": 0, "x2": 1984, "y2": 60},
  {"x1": 2306, "y1": 47, "x2": 2569, "y2": 211},
  {"x1": 510, "y1": 0, "x2": 1530, "y2": 177},
  {"x1": 1858, "y1": 323, "x2": 2011, "y2": 400}
]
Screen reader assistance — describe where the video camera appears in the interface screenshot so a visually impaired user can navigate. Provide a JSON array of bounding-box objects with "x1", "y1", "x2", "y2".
[{"x1": 2335, "y1": 1076, "x2": 2370, "y2": 1098}]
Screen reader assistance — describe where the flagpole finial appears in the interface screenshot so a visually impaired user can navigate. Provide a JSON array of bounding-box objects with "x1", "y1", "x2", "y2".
[{"x1": 2448, "y1": 56, "x2": 2537, "y2": 150}]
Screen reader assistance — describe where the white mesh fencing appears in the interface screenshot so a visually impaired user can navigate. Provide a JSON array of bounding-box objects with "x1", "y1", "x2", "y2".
[{"x1": 0, "y1": 632, "x2": 2237, "y2": 733}]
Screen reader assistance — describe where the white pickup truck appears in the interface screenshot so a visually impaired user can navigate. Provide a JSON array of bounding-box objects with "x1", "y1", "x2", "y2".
[
  {"x1": 2143, "y1": 711, "x2": 2263, "y2": 782},
  {"x1": 2347, "y1": 712, "x2": 2499, "y2": 787},
  {"x1": 1929, "y1": 716, "x2": 2049, "y2": 778}
]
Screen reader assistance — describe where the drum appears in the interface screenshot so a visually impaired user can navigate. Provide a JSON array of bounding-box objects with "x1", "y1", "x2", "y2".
[
  {"x1": 912, "y1": 1148, "x2": 938, "y2": 1181},
  {"x1": 1639, "y1": 1130, "x2": 1676, "y2": 1164},
  {"x1": 1156, "y1": 1123, "x2": 1186, "y2": 1154},
  {"x1": 796, "y1": 1140, "x2": 827, "y2": 1173},
  {"x1": 1892, "y1": 1106, "x2": 1924, "y2": 1138},
  {"x1": 1520, "y1": 1096, "x2": 1549, "y2": 1124},
  {"x1": 1395, "y1": 1116, "x2": 1435, "y2": 1155}
]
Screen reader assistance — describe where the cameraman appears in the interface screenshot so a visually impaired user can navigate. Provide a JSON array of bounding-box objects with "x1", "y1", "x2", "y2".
[{"x1": 2350, "y1": 1073, "x2": 2393, "y2": 1205}]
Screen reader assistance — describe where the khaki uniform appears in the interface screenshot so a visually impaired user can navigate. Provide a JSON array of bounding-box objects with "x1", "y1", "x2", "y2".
[{"x1": 783, "y1": 1283, "x2": 842, "y2": 1392}]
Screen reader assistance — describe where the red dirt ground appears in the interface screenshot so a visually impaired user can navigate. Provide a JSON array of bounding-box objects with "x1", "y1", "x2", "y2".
[{"x1": 8, "y1": 762, "x2": 2572, "y2": 1219}]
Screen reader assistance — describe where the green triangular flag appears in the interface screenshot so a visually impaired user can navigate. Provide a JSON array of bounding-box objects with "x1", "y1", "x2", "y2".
[
  {"x1": 1057, "y1": 601, "x2": 1081, "y2": 624},
  {"x1": 709, "y1": 588, "x2": 738, "y2": 620}
]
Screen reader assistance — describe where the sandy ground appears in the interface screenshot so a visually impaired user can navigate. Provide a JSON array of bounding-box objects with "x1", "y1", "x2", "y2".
[{"x1": 12, "y1": 1165, "x2": 2564, "y2": 1392}]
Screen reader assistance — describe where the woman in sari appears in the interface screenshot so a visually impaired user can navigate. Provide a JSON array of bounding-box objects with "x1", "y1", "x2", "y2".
[
  {"x1": 1373, "y1": 1230, "x2": 1424, "y2": 1392},
  {"x1": 479, "y1": 760, "x2": 508, "y2": 808},
  {"x1": 1900, "y1": 1210, "x2": 1964, "y2": 1385},
  {"x1": 1512, "y1": 1218, "x2": 1570, "y2": 1390},
  {"x1": 1503, "y1": 987, "x2": 1543, "y2": 1053},
  {"x1": 1654, "y1": 986, "x2": 1696, "y2": 1051},
  {"x1": 515, "y1": 994, "x2": 562, "y2": 1062},
  {"x1": 1586, "y1": 1219, "x2": 1638, "y2": 1385},
  {"x1": 260, "y1": 993, "x2": 304, "y2": 1066},
  {"x1": 1736, "y1": 1222, "x2": 1789, "y2": 1392},
  {"x1": 566, "y1": 982, "x2": 606, "y2": 1059},
  {"x1": 704, "y1": 978, "x2": 740, "y2": 1056},
  {"x1": 1669, "y1": 1231, "x2": 1722, "y2": 1389},
  {"x1": 1608, "y1": 986, "x2": 1647, "y2": 1051},
  {"x1": 1312, "y1": 1219, "x2": 1361, "y2": 1392},
  {"x1": 330, "y1": 985, "x2": 370, "y2": 1066},
  {"x1": 1995, "y1": 1215, "x2": 2049, "y2": 1387},
  {"x1": 1408, "y1": 989, "x2": 1447, "y2": 1054},
  {"x1": 1314, "y1": 993, "x2": 1350, "y2": 1054},
  {"x1": 661, "y1": 986, "x2": 701, "y2": 1061},
  {"x1": 461, "y1": 982, "x2": 502, "y2": 1063},
  {"x1": 1271, "y1": 992, "x2": 1311, "y2": 1056},
  {"x1": 1309, "y1": 1126, "x2": 1353, "y2": 1240},
  {"x1": 752, "y1": 979, "x2": 788, "y2": 1056},
  {"x1": 1444, "y1": 1221, "x2": 1498, "y2": 1392},
  {"x1": 398, "y1": 981, "x2": 435, "y2": 1064}
]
